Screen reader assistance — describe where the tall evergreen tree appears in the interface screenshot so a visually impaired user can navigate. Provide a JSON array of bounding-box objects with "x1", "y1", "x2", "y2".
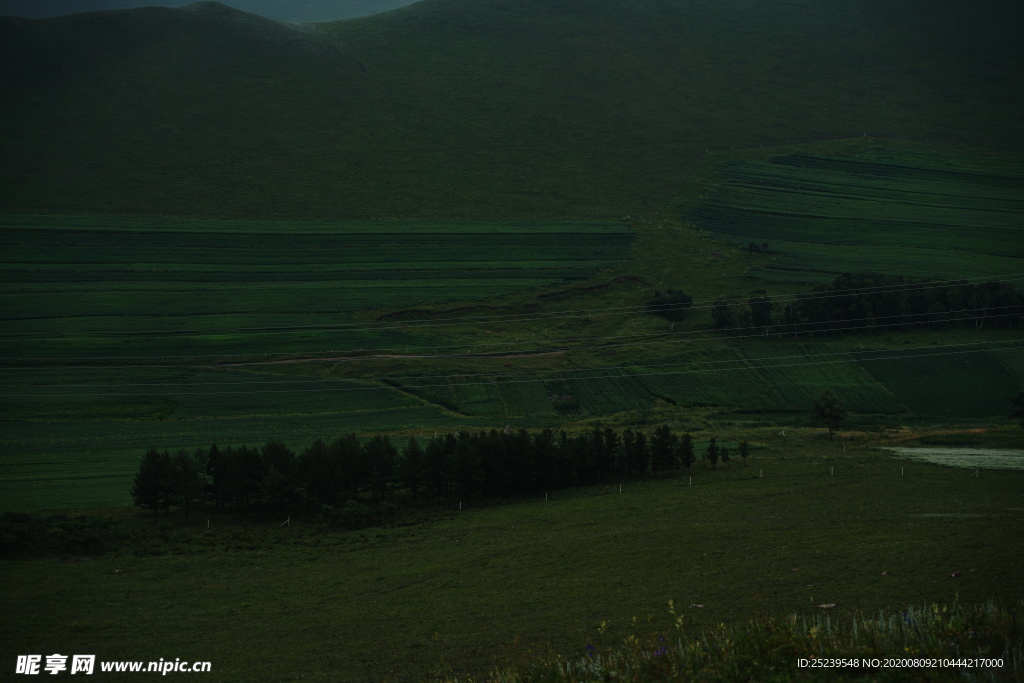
[
  {"x1": 749, "y1": 290, "x2": 773, "y2": 330},
  {"x1": 330, "y1": 433, "x2": 366, "y2": 500},
  {"x1": 234, "y1": 445, "x2": 265, "y2": 509},
  {"x1": 131, "y1": 448, "x2": 172, "y2": 520},
  {"x1": 425, "y1": 437, "x2": 450, "y2": 498},
  {"x1": 650, "y1": 425, "x2": 677, "y2": 475},
  {"x1": 812, "y1": 389, "x2": 846, "y2": 441},
  {"x1": 299, "y1": 438, "x2": 342, "y2": 508},
  {"x1": 679, "y1": 433, "x2": 696, "y2": 473},
  {"x1": 628, "y1": 430, "x2": 649, "y2": 477},
  {"x1": 171, "y1": 448, "x2": 203, "y2": 519},
  {"x1": 205, "y1": 443, "x2": 225, "y2": 509},
  {"x1": 452, "y1": 433, "x2": 482, "y2": 499},
  {"x1": 364, "y1": 434, "x2": 399, "y2": 504},
  {"x1": 401, "y1": 436, "x2": 426, "y2": 499},
  {"x1": 705, "y1": 437, "x2": 720, "y2": 471},
  {"x1": 261, "y1": 440, "x2": 297, "y2": 513}
]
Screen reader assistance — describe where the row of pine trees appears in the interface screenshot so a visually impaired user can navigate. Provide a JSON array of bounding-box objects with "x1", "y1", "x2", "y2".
[
  {"x1": 130, "y1": 427, "x2": 750, "y2": 519},
  {"x1": 710, "y1": 274, "x2": 1023, "y2": 333}
]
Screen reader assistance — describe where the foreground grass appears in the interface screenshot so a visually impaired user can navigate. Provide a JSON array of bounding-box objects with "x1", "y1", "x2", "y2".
[
  {"x1": 1, "y1": 434, "x2": 1022, "y2": 680},
  {"x1": 490, "y1": 599, "x2": 1022, "y2": 682}
]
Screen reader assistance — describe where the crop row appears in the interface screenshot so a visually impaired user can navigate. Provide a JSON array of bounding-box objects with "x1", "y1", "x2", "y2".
[
  {"x1": 690, "y1": 209, "x2": 1016, "y2": 254},
  {"x1": 0, "y1": 214, "x2": 633, "y2": 235},
  {"x1": 860, "y1": 349, "x2": 1023, "y2": 419},
  {"x1": 743, "y1": 240, "x2": 1024, "y2": 283},
  {"x1": 742, "y1": 344, "x2": 905, "y2": 414},
  {"x1": 688, "y1": 152, "x2": 1024, "y2": 283},
  {"x1": 727, "y1": 157, "x2": 1024, "y2": 206},
  {"x1": 0, "y1": 216, "x2": 633, "y2": 363}
]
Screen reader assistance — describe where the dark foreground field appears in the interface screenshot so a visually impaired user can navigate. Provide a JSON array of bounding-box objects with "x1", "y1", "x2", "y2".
[{"x1": 2, "y1": 431, "x2": 1022, "y2": 680}]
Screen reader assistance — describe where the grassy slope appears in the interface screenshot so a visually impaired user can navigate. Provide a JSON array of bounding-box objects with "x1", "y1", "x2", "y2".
[
  {"x1": 1, "y1": 0, "x2": 1022, "y2": 219},
  {"x1": 0, "y1": 0, "x2": 420, "y2": 22},
  {"x1": 0, "y1": 4, "x2": 1021, "y2": 679},
  {"x1": 0, "y1": 1, "x2": 1022, "y2": 511},
  {"x1": 687, "y1": 150, "x2": 1024, "y2": 283},
  {"x1": 2, "y1": 140, "x2": 1022, "y2": 513},
  {"x1": 2, "y1": 435, "x2": 1022, "y2": 680}
]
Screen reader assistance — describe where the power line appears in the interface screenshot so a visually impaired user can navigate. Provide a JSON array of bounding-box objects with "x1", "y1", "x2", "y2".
[
  {"x1": 2, "y1": 304, "x2": 1019, "y2": 366},
  {"x1": 2, "y1": 338, "x2": 1014, "y2": 389},
  {"x1": 2, "y1": 272, "x2": 1019, "y2": 342},
  {"x1": 4, "y1": 340, "x2": 1020, "y2": 398}
]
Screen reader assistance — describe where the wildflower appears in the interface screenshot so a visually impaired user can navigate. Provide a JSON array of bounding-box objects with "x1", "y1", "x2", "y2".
[{"x1": 585, "y1": 644, "x2": 595, "y2": 658}]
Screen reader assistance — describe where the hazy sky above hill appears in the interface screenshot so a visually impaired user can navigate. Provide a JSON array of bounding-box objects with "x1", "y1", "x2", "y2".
[{"x1": 0, "y1": 0, "x2": 421, "y2": 22}]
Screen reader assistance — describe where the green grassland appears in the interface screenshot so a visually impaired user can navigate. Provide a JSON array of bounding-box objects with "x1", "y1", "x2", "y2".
[
  {"x1": 0, "y1": 215, "x2": 631, "y2": 350},
  {"x1": 636, "y1": 353, "x2": 788, "y2": 412},
  {"x1": 1, "y1": 0, "x2": 1021, "y2": 220},
  {"x1": 0, "y1": 216, "x2": 633, "y2": 511},
  {"x1": 740, "y1": 344, "x2": 906, "y2": 414},
  {"x1": 3, "y1": 140, "x2": 1023, "y2": 513},
  {"x1": 2, "y1": 436, "x2": 1022, "y2": 680},
  {"x1": 862, "y1": 352, "x2": 1024, "y2": 420},
  {"x1": 1, "y1": 2, "x2": 1023, "y2": 679},
  {"x1": 686, "y1": 150, "x2": 1024, "y2": 283}
]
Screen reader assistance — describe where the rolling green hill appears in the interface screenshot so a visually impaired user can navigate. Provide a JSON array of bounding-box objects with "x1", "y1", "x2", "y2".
[
  {"x1": 687, "y1": 151, "x2": 1024, "y2": 283},
  {"x1": 0, "y1": 0, "x2": 419, "y2": 22},
  {"x1": 0, "y1": 4, "x2": 1021, "y2": 677},
  {"x1": 1, "y1": 0, "x2": 1022, "y2": 512},
  {"x1": 2, "y1": 140, "x2": 1023, "y2": 512},
  {"x1": 1, "y1": 0, "x2": 1022, "y2": 219}
]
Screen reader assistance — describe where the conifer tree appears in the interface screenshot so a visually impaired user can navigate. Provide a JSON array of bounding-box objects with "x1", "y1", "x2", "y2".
[
  {"x1": 171, "y1": 448, "x2": 203, "y2": 519},
  {"x1": 131, "y1": 448, "x2": 172, "y2": 520},
  {"x1": 261, "y1": 440, "x2": 297, "y2": 514},
  {"x1": 651, "y1": 425, "x2": 677, "y2": 475},
  {"x1": 402, "y1": 436, "x2": 426, "y2": 499},
  {"x1": 299, "y1": 438, "x2": 342, "y2": 508},
  {"x1": 739, "y1": 440, "x2": 750, "y2": 466},
  {"x1": 679, "y1": 433, "x2": 696, "y2": 473},
  {"x1": 705, "y1": 437, "x2": 719, "y2": 471},
  {"x1": 812, "y1": 389, "x2": 846, "y2": 441},
  {"x1": 364, "y1": 434, "x2": 399, "y2": 504}
]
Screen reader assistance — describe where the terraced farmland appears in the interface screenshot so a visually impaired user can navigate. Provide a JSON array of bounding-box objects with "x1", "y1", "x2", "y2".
[
  {"x1": 0, "y1": 215, "x2": 633, "y2": 509},
  {"x1": 564, "y1": 368, "x2": 655, "y2": 415},
  {"x1": 0, "y1": 214, "x2": 633, "y2": 358},
  {"x1": 633, "y1": 349, "x2": 787, "y2": 410},
  {"x1": 741, "y1": 343, "x2": 905, "y2": 414},
  {"x1": 687, "y1": 151, "x2": 1024, "y2": 283},
  {"x1": 860, "y1": 348, "x2": 1024, "y2": 419}
]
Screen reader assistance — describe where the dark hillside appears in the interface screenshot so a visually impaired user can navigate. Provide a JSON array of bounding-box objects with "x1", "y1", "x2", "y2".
[
  {"x1": 1, "y1": 0, "x2": 1021, "y2": 218},
  {"x1": 0, "y1": 0, "x2": 418, "y2": 22}
]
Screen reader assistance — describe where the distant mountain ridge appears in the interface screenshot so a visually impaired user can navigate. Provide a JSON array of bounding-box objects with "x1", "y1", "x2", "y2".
[
  {"x1": 0, "y1": 0, "x2": 420, "y2": 23},
  {"x1": 1, "y1": 0, "x2": 1021, "y2": 219}
]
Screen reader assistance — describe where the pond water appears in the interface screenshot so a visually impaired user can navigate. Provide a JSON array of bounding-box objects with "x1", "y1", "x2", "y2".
[{"x1": 885, "y1": 447, "x2": 1024, "y2": 470}]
